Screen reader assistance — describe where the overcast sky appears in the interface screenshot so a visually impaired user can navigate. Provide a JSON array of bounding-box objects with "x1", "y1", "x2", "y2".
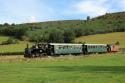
[{"x1": 0, "y1": 0, "x2": 125, "y2": 24}]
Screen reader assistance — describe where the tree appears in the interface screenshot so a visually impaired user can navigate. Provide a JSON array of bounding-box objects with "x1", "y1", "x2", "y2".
[
  {"x1": 74, "y1": 28, "x2": 83, "y2": 37},
  {"x1": 3, "y1": 23, "x2": 10, "y2": 26},
  {"x1": 87, "y1": 16, "x2": 90, "y2": 21},
  {"x1": 11, "y1": 23, "x2": 16, "y2": 26},
  {"x1": 48, "y1": 29, "x2": 64, "y2": 43},
  {"x1": 63, "y1": 29, "x2": 75, "y2": 43},
  {"x1": 115, "y1": 41, "x2": 120, "y2": 45}
]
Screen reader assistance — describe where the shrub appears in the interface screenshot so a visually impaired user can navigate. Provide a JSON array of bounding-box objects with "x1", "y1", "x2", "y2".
[{"x1": 2, "y1": 38, "x2": 18, "y2": 45}]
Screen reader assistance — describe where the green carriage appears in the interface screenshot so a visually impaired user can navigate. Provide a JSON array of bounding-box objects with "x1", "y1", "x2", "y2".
[
  {"x1": 84, "y1": 44, "x2": 108, "y2": 54},
  {"x1": 49, "y1": 43, "x2": 83, "y2": 55}
]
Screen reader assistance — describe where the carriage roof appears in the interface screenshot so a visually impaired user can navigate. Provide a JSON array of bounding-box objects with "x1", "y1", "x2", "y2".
[
  {"x1": 49, "y1": 43, "x2": 83, "y2": 46},
  {"x1": 85, "y1": 44, "x2": 107, "y2": 46}
]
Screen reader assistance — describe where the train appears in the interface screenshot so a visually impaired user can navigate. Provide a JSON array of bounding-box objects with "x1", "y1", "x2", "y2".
[{"x1": 24, "y1": 43, "x2": 119, "y2": 58}]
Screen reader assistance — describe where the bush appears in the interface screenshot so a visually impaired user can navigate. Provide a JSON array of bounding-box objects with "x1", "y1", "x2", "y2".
[
  {"x1": 48, "y1": 29, "x2": 64, "y2": 43},
  {"x1": 2, "y1": 38, "x2": 18, "y2": 45}
]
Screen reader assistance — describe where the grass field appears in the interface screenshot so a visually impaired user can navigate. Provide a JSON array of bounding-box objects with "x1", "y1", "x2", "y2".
[
  {"x1": 75, "y1": 32, "x2": 125, "y2": 48},
  {"x1": 0, "y1": 53, "x2": 125, "y2": 83},
  {"x1": 0, "y1": 36, "x2": 9, "y2": 43},
  {"x1": 0, "y1": 36, "x2": 32, "y2": 53},
  {"x1": 0, "y1": 41, "x2": 32, "y2": 53}
]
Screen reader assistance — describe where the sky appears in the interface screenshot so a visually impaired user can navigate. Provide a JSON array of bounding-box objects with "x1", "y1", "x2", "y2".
[{"x1": 0, "y1": 0, "x2": 125, "y2": 24}]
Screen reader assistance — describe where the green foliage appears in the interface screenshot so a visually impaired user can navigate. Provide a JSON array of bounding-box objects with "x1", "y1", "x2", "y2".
[
  {"x1": 0, "y1": 25, "x2": 29, "y2": 38},
  {"x1": 26, "y1": 28, "x2": 75, "y2": 43},
  {"x1": 3, "y1": 23, "x2": 10, "y2": 26},
  {"x1": 48, "y1": 29, "x2": 64, "y2": 43},
  {"x1": 26, "y1": 30, "x2": 42, "y2": 42},
  {"x1": 1, "y1": 37, "x2": 18, "y2": 45},
  {"x1": 64, "y1": 29, "x2": 75, "y2": 43},
  {"x1": 115, "y1": 41, "x2": 120, "y2": 45},
  {"x1": 73, "y1": 28, "x2": 84, "y2": 37}
]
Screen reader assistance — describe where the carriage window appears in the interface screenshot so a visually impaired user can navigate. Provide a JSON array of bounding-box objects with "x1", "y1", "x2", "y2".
[
  {"x1": 56, "y1": 46, "x2": 59, "y2": 49},
  {"x1": 71, "y1": 46, "x2": 73, "y2": 49},
  {"x1": 59, "y1": 47, "x2": 62, "y2": 49},
  {"x1": 62, "y1": 46, "x2": 65, "y2": 49},
  {"x1": 103, "y1": 46, "x2": 104, "y2": 48},
  {"x1": 77, "y1": 47, "x2": 79, "y2": 49},
  {"x1": 90, "y1": 46, "x2": 92, "y2": 48},
  {"x1": 95, "y1": 46, "x2": 97, "y2": 48}
]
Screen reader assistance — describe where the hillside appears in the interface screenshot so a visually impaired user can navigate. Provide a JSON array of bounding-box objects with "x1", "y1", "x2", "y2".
[
  {"x1": 0, "y1": 11, "x2": 125, "y2": 43},
  {"x1": 21, "y1": 11, "x2": 125, "y2": 32},
  {"x1": 75, "y1": 32, "x2": 125, "y2": 48},
  {"x1": 22, "y1": 11, "x2": 125, "y2": 28}
]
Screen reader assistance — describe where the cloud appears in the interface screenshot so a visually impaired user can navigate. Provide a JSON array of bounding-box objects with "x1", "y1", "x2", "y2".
[
  {"x1": 0, "y1": 0, "x2": 56, "y2": 24},
  {"x1": 1, "y1": 0, "x2": 125, "y2": 24},
  {"x1": 28, "y1": 16, "x2": 37, "y2": 23},
  {"x1": 121, "y1": 0, "x2": 125, "y2": 10},
  {"x1": 72, "y1": 0, "x2": 109, "y2": 17}
]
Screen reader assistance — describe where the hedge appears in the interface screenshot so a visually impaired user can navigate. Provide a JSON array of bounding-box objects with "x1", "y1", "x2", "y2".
[{"x1": 0, "y1": 52, "x2": 24, "y2": 56}]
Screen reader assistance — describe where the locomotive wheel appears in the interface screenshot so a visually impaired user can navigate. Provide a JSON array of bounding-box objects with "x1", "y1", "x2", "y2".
[
  {"x1": 50, "y1": 52, "x2": 54, "y2": 56},
  {"x1": 31, "y1": 54, "x2": 36, "y2": 58}
]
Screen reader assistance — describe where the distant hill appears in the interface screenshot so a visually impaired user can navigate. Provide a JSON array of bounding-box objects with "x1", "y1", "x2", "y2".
[
  {"x1": 21, "y1": 11, "x2": 125, "y2": 31},
  {"x1": 75, "y1": 32, "x2": 125, "y2": 48},
  {"x1": 0, "y1": 11, "x2": 125, "y2": 43}
]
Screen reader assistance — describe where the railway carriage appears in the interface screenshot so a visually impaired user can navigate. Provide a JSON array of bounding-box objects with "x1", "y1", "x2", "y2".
[
  {"x1": 84, "y1": 44, "x2": 108, "y2": 54},
  {"x1": 47, "y1": 43, "x2": 83, "y2": 55}
]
